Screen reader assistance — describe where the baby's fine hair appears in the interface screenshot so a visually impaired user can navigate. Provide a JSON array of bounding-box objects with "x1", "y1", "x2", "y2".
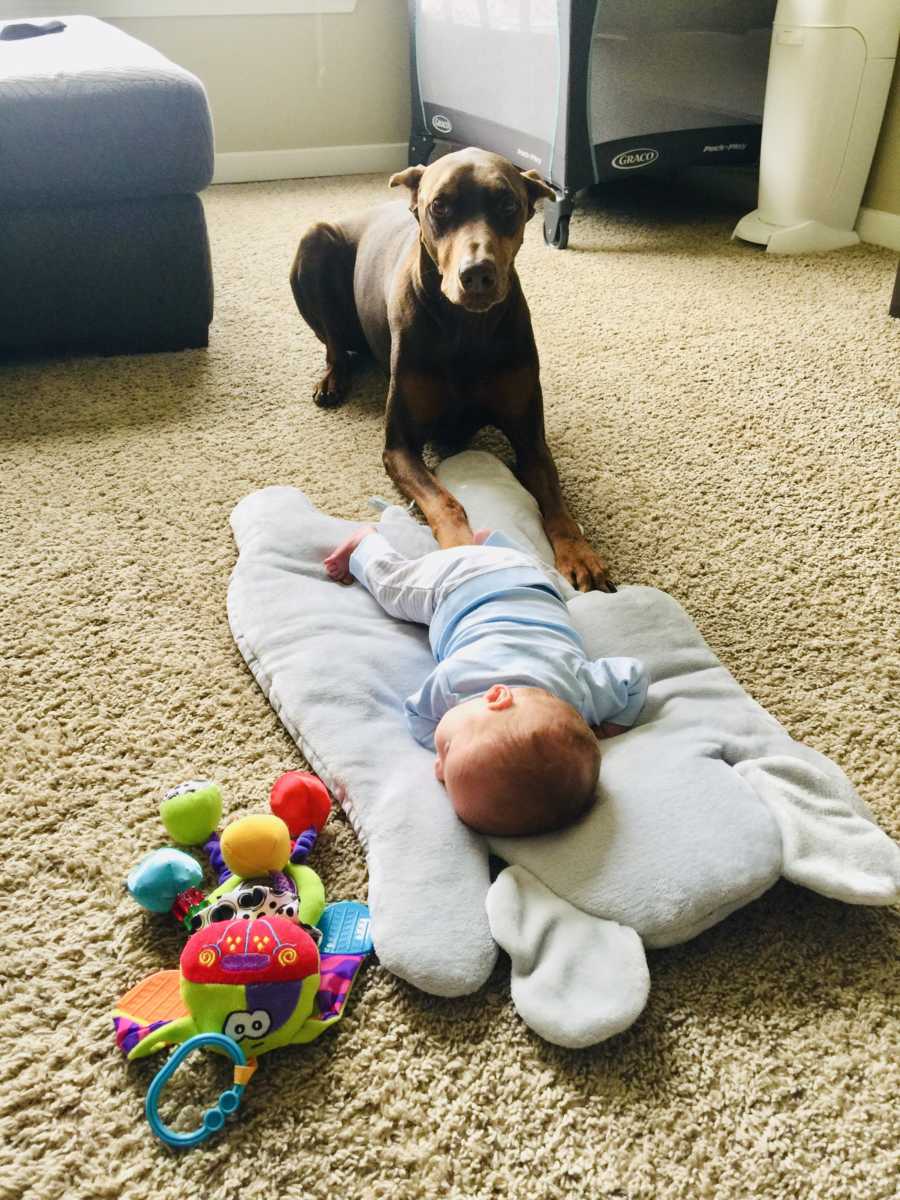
[{"x1": 455, "y1": 696, "x2": 600, "y2": 836}]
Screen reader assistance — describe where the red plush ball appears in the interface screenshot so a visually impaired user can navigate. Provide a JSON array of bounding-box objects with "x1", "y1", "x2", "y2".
[{"x1": 270, "y1": 771, "x2": 331, "y2": 836}]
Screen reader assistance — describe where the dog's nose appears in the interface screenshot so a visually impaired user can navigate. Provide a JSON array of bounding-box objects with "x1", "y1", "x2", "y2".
[{"x1": 458, "y1": 258, "x2": 497, "y2": 296}]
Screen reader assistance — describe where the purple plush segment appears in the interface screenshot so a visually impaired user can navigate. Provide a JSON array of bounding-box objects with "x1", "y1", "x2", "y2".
[
  {"x1": 316, "y1": 953, "x2": 365, "y2": 1022},
  {"x1": 322, "y1": 955, "x2": 362, "y2": 981},
  {"x1": 290, "y1": 827, "x2": 318, "y2": 865},
  {"x1": 270, "y1": 870, "x2": 295, "y2": 895},
  {"x1": 113, "y1": 1016, "x2": 167, "y2": 1056},
  {"x1": 245, "y1": 981, "x2": 303, "y2": 1033},
  {"x1": 204, "y1": 832, "x2": 231, "y2": 886}
]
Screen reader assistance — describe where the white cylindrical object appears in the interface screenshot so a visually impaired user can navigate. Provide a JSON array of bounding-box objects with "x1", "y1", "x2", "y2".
[
  {"x1": 774, "y1": 0, "x2": 900, "y2": 56},
  {"x1": 734, "y1": 0, "x2": 900, "y2": 253}
]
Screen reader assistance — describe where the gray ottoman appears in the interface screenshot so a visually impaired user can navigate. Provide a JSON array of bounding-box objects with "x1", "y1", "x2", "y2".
[{"x1": 0, "y1": 16, "x2": 214, "y2": 355}]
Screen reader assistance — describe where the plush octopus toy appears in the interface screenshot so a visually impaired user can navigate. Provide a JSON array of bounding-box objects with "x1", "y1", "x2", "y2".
[{"x1": 116, "y1": 774, "x2": 372, "y2": 1146}]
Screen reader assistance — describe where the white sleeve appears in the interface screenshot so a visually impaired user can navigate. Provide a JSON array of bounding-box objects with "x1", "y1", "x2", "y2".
[
  {"x1": 581, "y1": 656, "x2": 649, "y2": 728},
  {"x1": 348, "y1": 531, "x2": 402, "y2": 592}
]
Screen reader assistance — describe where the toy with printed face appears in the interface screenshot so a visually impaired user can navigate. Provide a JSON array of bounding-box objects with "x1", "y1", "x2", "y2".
[
  {"x1": 116, "y1": 773, "x2": 372, "y2": 1146},
  {"x1": 118, "y1": 914, "x2": 346, "y2": 1062}
]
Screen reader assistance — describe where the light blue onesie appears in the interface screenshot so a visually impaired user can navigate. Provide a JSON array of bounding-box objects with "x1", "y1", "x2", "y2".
[{"x1": 349, "y1": 531, "x2": 648, "y2": 751}]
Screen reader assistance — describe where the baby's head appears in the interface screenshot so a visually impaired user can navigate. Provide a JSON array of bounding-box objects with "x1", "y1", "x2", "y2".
[{"x1": 434, "y1": 685, "x2": 600, "y2": 837}]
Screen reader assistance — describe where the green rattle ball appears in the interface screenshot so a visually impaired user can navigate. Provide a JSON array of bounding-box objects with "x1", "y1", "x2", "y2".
[{"x1": 160, "y1": 780, "x2": 223, "y2": 845}]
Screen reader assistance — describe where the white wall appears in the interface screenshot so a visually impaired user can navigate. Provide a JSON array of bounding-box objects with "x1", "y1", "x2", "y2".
[{"x1": 111, "y1": 1, "x2": 411, "y2": 178}]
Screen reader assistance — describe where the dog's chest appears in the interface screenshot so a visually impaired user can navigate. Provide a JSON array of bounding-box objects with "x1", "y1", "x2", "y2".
[{"x1": 423, "y1": 319, "x2": 522, "y2": 381}]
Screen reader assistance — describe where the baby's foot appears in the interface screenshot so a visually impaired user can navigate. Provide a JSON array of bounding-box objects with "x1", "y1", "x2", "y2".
[
  {"x1": 473, "y1": 529, "x2": 492, "y2": 545},
  {"x1": 324, "y1": 525, "x2": 376, "y2": 583}
]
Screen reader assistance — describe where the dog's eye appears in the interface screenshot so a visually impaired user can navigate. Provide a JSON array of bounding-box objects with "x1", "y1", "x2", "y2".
[
  {"x1": 497, "y1": 193, "x2": 519, "y2": 215},
  {"x1": 430, "y1": 198, "x2": 450, "y2": 219}
]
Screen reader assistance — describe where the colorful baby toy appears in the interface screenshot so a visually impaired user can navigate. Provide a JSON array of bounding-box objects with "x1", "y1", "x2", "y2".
[{"x1": 115, "y1": 772, "x2": 372, "y2": 1148}]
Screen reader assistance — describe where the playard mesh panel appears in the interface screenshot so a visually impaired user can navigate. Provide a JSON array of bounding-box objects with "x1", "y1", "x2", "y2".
[
  {"x1": 412, "y1": 0, "x2": 777, "y2": 183},
  {"x1": 590, "y1": 0, "x2": 776, "y2": 144}
]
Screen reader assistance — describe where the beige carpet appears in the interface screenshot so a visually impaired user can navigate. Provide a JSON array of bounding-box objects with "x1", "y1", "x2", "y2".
[{"x1": 1, "y1": 173, "x2": 898, "y2": 1200}]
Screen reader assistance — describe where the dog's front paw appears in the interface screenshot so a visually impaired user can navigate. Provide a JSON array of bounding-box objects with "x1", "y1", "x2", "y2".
[
  {"x1": 554, "y1": 538, "x2": 614, "y2": 593},
  {"x1": 313, "y1": 378, "x2": 346, "y2": 408},
  {"x1": 313, "y1": 360, "x2": 350, "y2": 408}
]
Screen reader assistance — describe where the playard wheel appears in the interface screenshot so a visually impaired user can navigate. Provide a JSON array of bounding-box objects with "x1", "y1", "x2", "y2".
[
  {"x1": 543, "y1": 213, "x2": 570, "y2": 250},
  {"x1": 542, "y1": 197, "x2": 574, "y2": 250}
]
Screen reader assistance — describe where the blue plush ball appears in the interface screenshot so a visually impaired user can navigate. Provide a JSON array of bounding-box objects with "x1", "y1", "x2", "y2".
[{"x1": 127, "y1": 848, "x2": 204, "y2": 913}]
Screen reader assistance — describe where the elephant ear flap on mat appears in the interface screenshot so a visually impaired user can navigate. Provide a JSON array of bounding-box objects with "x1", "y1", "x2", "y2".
[
  {"x1": 734, "y1": 750, "x2": 900, "y2": 906},
  {"x1": 486, "y1": 865, "x2": 650, "y2": 1049}
]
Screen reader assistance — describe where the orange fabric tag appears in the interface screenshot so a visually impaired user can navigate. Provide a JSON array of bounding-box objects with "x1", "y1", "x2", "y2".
[{"x1": 233, "y1": 1059, "x2": 258, "y2": 1086}]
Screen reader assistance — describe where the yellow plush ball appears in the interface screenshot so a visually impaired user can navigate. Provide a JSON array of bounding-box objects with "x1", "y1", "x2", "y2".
[{"x1": 220, "y1": 814, "x2": 291, "y2": 878}]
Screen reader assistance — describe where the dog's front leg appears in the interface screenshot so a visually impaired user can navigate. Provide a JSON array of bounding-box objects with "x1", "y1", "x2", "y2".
[
  {"x1": 516, "y1": 439, "x2": 613, "y2": 593},
  {"x1": 488, "y1": 368, "x2": 613, "y2": 592},
  {"x1": 384, "y1": 370, "x2": 474, "y2": 548}
]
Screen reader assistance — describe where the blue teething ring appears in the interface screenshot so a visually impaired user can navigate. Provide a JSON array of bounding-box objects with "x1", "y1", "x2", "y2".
[{"x1": 145, "y1": 1033, "x2": 248, "y2": 1149}]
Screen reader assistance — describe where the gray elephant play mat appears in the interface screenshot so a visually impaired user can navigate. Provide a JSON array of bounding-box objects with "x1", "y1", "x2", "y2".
[{"x1": 228, "y1": 452, "x2": 900, "y2": 1048}]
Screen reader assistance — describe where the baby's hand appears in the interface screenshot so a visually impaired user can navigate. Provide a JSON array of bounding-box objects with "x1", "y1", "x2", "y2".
[
  {"x1": 593, "y1": 722, "x2": 629, "y2": 739},
  {"x1": 472, "y1": 529, "x2": 492, "y2": 545}
]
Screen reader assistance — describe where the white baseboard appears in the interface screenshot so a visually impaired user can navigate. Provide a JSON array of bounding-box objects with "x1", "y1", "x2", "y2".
[
  {"x1": 213, "y1": 143, "x2": 407, "y2": 185},
  {"x1": 856, "y1": 206, "x2": 900, "y2": 252}
]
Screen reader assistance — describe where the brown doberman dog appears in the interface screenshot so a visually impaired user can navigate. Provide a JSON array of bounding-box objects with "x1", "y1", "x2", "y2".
[{"x1": 290, "y1": 147, "x2": 611, "y2": 592}]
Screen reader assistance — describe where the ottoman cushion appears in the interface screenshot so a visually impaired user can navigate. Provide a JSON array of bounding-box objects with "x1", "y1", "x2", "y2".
[
  {"x1": 0, "y1": 15, "x2": 214, "y2": 206},
  {"x1": 0, "y1": 194, "x2": 213, "y2": 354}
]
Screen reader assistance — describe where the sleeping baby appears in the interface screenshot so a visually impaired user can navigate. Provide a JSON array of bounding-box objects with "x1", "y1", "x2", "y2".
[{"x1": 324, "y1": 526, "x2": 648, "y2": 837}]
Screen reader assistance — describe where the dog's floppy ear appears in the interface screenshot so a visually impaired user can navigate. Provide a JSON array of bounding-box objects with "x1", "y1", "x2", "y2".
[
  {"x1": 519, "y1": 169, "x2": 556, "y2": 218},
  {"x1": 389, "y1": 165, "x2": 427, "y2": 216}
]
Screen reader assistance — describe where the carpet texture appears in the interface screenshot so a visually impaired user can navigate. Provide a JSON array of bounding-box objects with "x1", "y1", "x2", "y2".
[{"x1": 1, "y1": 172, "x2": 897, "y2": 1200}]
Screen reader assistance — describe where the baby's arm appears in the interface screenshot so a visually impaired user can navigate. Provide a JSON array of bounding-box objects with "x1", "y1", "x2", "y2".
[
  {"x1": 583, "y1": 656, "x2": 649, "y2": 732},
  {"x1": 593, "y1": 721, "x2": 630, "y2": 739},
  {"x1": 404, "y1": 665, "x2": 456, "y2": 752}
]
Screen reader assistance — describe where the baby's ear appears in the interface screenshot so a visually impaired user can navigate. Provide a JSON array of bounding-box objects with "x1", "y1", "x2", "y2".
[{"x1": 389, "y1": 165, "x2": 426, "y2": 216}]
